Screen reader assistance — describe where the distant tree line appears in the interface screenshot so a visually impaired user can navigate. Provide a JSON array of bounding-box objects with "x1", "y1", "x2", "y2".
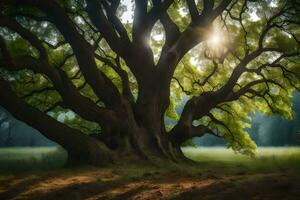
[{"x1": 0, "y1": 107, "x2": 55, "y2": 147}]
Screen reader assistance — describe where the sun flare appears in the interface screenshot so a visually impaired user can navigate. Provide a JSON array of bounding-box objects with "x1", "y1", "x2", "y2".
[
  {"x1": 204, "y1": 26, "x2": 229, "y2": 60},
  {"x1": 207, "y1": 30, "x2": 224, "y2": 49}
]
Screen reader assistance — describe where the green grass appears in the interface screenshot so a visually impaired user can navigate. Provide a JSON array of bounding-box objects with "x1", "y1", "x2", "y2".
[
  {"x1": 0, "y1": 146, "x2": 67, "y2": 173},
  {"x1": 0, "y1": 147, "x2": 299, "y2": 200},
  {"x1": 0, "y1": 146, "x2": 299, "y2": 174},
  {"x1": 182, "y1": 147, "x2": 300, "y2": 174}
]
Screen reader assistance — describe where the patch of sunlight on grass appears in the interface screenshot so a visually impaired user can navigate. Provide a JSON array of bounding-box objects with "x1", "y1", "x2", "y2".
[{"x1": 182, "y1": 147, "x2": 300, "y2": 174}]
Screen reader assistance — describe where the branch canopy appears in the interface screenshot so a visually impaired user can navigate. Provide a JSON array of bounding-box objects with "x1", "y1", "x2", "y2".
[{"x1": 0, "y1": 0, "x2": 299, "y2": 159}]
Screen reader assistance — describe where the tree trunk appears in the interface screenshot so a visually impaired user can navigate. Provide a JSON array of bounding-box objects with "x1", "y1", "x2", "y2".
[
  {"x1": 0, "y1": 78, "x2": 115, "y2": 166},
  {"x1": 0, "y1": 76, "x2": 189, "y2": 166}
]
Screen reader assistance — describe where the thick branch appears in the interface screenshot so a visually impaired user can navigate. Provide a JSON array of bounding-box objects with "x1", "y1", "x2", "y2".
[
  {"x1": 186, "y1": 0, "x2": 199, "y2": 21},
  {"x1": 152, "y1": 0, "x2": 181, "y2": 53},
  {"x1": 5, "y1": 0, "x2": 123, "y2": 108},
  {"x1": 156, "y1": 0, "x2": 232, "y2": 92},
  {"x1": 86, "y1": 0, "x2": 131, "y2": 59},
  {"x1": 0, "y1": 36, "x2": 118, "y2": 127},
  {"x1": 0, "y1": 15, "x2": 48, "y2": 59},
  {"x1": 94, "y1": 53, "x2": 134, "y2": 102},
  {"x1": 0, "y1": 77, "x2": 114, "y2": 165}
]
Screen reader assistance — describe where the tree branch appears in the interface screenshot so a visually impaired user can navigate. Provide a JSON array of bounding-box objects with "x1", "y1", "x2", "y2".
[
  {"x1": 186, "y1": 0, "x2": 199, "y2": 21},
  {"x1": 0, "y1": 76, "x2": 113, "y2": 165},
  {"x1": 0, "y1": 33, "x2": 118, "y2": 127}
]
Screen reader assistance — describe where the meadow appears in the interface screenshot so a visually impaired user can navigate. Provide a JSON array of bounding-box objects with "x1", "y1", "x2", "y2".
[
  {"x1": 0, "y1": 146, "x2": 67, "y2": 172},
  {"x1": 0, "y1": 146, "x2": 300, "y2": 173},
  {"x1": 0, "y1": 147, "x2": 299, "y2": 199},
  {"x1": 182, "y1": 147, "x2": 300, "y2": 174}
]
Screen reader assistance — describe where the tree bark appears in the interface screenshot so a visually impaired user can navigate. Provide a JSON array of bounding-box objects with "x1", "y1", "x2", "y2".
[
  {"x1": 0, "y1": 78, "x2": 115, "y2": 166},
  {"x1": 1, "y1": 0, "x2": 281, "y2": 166}
]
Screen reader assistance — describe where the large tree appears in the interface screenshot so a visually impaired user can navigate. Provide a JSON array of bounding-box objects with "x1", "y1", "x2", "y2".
[{"x1": 0, "y1": 0, "x2": 299, "y2": 165}]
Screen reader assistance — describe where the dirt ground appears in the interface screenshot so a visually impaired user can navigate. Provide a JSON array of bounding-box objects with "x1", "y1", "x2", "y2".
[{"x1": 0, "y1": 164, "x2": 299, "y2": 200}]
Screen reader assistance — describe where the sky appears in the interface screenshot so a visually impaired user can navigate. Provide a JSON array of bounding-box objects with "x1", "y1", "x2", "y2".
[
  {"x1": 120, "y1": 0, "x2": 134, "y2": 23},
  {"x1": 119, "y1": 0, "x2": 263, "y2": 22}
]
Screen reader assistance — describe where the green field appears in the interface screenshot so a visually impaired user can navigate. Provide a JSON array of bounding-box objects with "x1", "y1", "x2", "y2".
[
  {"x1": 1, "y1": 147, "x2": 300, "y2": 199},
  {"x1": 182, "y1": 147, "x2": 300, "y2": 174},
  {"x1": 0, "y1": 146, "x2": 67, "y2": 172},
  {"x1": 0, "y1": 146, "x2": 299, "y2": 173}
]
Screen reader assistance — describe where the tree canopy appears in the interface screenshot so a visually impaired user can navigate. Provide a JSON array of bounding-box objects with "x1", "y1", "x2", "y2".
[{"x1": 0, "y1": 0, "x2": 299, "y2": 164}]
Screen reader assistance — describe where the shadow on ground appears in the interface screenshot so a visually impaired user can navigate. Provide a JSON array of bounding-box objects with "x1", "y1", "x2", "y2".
[{"x1": 0, "y1": 165, "x2": 299, "y2": 200}]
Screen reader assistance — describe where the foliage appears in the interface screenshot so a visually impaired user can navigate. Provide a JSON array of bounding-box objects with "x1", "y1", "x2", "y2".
[{"x1": 0, "y1": 0, "x2": 299, "y2": 158}]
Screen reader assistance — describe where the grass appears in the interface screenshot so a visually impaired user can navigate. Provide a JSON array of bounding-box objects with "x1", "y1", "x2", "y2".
[
  {"x1": 0, "y1": 146, "x2": 67, "y2": 173},
  {"x1": 182, "y1": 146, "x2": 300, "y2": 174},
  {"x1": 1, "y1": 147, "x2": 300, "y2": 199},
  {"x1": 0, "y1": 146, "x2": 299, "y2": 174}
]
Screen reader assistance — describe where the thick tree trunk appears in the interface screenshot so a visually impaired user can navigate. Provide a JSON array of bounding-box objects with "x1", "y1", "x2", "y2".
[
  {"x1": 0, "y1": 0, "x2": 216, "y2": 167},
  {"x1": 0, "y1": 78, "x2": 115, "y2": 166},
  {"x1": 3, "y1": 0, "x2": 293, "y2": 168},
  {"x1": 0, "y1": 77, "x2": 189, "y2": 166}
]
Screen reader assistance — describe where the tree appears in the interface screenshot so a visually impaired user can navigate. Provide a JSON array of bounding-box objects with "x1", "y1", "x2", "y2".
[
  {"x1": 0, "y1": 111, "x2": 10, "y2": 145},
  {"x1": 0, "y1": 109, "x2": 13, "y2": 146},
  {"x1": 0, "y1": 0, "x2": 299, "y2": 165},
  {"x1": 248, "y1": 122, "x2": 260, "y2": 144}
]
